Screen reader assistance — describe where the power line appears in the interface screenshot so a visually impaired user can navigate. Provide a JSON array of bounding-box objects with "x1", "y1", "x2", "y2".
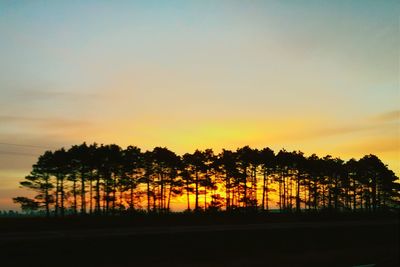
[
  {"x1": 0, "y1": 142, "x2": 54, "y2": 150},
  {"x1": 0, "y1": 150, "x2": 39, "y2": 157}
]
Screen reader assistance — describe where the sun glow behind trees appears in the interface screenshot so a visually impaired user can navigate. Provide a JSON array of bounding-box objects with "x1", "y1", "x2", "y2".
[
  {"x1": 13, "y1": 143, "x2": 399, "y2": 216},
  {"x1": 1, "y1": 1, "x2": 399, "y2": 211}
]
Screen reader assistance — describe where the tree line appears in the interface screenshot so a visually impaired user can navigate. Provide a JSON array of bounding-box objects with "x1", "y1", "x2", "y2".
[{"x1": 14, "y1": 143, "x2": 400, "y2": 216}]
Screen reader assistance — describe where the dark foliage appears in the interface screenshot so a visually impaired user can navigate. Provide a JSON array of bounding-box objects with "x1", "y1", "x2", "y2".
[{"x1": 14, "y1": 143, "x2": 400, "y2": 216}]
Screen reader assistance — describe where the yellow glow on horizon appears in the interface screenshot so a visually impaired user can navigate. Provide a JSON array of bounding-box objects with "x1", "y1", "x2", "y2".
[
  {"x1": 59, "y1": 114, "x2": 399, "y2": 176},
  {"x1": 1, "y1": 1, "x2": 399, "y2": 212}
]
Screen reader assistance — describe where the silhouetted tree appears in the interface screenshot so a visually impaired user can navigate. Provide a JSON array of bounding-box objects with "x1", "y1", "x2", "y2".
[
  {"x1": 16, "y1": 151, "x2": 55, "y2": 217},
  {"x1": 15, "y1": 143, "x2": 400, "y2": 216}
]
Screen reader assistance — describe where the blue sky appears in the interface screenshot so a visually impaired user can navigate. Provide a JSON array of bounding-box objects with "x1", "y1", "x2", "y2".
[{"x1": 0, "y1": 0, "x2": 399, "y2": 210}]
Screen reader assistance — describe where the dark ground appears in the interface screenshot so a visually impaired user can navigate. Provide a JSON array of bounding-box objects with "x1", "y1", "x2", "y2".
[{"x1": 0, "y1": 213, "x2": 398, "y2": 267}]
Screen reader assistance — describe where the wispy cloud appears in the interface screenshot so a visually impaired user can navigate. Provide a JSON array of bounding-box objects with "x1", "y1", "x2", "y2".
[
  {"x1": 271, "y1": 121, "x2": 385, "y2": 143},
  {"x1": 15, "y1": 89, "x2": 100, "y2": 100},
  {"x1": 290, "y1": 111, "x2": 400, "y2": 142},
  {"x1": 372, "y1": 110, "x2": 400, "y2": 122},
  {"x1": 338, "y1": 136, "x2": 400, "y2": 155}
]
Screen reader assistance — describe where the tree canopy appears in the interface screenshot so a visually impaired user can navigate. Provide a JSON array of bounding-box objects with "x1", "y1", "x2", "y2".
[{"x1": 14, "y1": 143, "x2": 400, "y2": 216}]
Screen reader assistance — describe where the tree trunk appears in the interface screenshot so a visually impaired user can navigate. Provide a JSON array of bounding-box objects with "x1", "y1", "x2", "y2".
[
  {"x1": 160, "y1": 173, "x2": 164, "y2": 211},
  {"x1": 278, "y1": 176, "x2": 282, "y2": 212},
  {"x1": 334, "y1": 176, "x2": 338, "y2": 212},
  {"x1": 55, "y1": 176, "x2": 59, "y2": 216},
  {"x1": 252, "y1": 167, "x2": 257, "y2": 209},
  {"x1": 130, "y1": 183, "x2": 134, "y2": 211},
  {"x1": 204, "y1": 185, "x2": 207, "y2": 210},
  {"x1": 243, "y1": 167, "x2": 247, "y2": 208},
  {"x1": 95, "y1": 175, "x2": 100, "y2": 214},
  {"x1": 186, "y1": 177, "x2": 191, "y2": 211},
  {"x1": 262, "y1": 170, "x2": 267, "y2": 211},
  {"x1": 225, "y1": 174, "x2": 230, "y2": 210},
  {"x1": 195, "y1": 171, "x2": 199, "y2": 211},
  {"x1": 80, "y1": 171, "x2": 86, "y2": 214},
  {"x1": 353, "y1": 178, "x2": 357, "y2": 212},
  {"x1": 73, "y1": 179, "x2": 77, "y2": 215},
  {"x1": 45, "y1": 176, "x2": 50, "y2": 217},
  {"x1": 147, "y1": 175, "x2": 151, "y2": 212},
  {"x1": 283, "y1": 174, "x2": 286, "y2": 211},
  {"x1": 296, "y1": 172, "x2": 301, "y2": 213},
  {"x1": 89, "y1": 178, "x2": 93, "y2": 214},
  {"x1": 167, "y1": 184, "x2": 173, "y2": 211},
  {"x1": 60, "y1": 177, "x2": 65, "y2": 216},
  {"x1": 372, "y1": 176, "x2": 377, "y2": 212},
  {"x1": 112, "y1": 174, "x2": 117, "y2": 214}
]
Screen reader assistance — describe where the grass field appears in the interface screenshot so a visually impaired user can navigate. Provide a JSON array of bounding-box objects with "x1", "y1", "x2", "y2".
[{"x1": 0, "y1": 213, "x2": 398, "y2": 267}]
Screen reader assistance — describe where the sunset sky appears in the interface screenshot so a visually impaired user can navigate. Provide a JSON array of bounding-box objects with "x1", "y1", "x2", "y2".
[{"x1": 0, "y1": 0, "x2": 399, "y2": 210}]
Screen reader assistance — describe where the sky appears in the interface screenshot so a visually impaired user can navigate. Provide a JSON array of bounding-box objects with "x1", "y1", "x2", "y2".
[{"x1": 0, "y1": 0, "x2": 399, "y2": 210}]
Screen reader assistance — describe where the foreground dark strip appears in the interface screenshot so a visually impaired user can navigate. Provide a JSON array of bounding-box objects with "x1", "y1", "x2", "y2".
[
  {"x1": 0, "y1": 219, "x2": 398, "y2": 267},
  {"x1": 0, "y1": 220, "x2": 397, "y2": 241}
]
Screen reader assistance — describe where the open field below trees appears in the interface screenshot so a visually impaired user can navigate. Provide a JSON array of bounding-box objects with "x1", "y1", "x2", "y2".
[{"x1": 0, "y1": 213, "x2": 398, "y2": 267}]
